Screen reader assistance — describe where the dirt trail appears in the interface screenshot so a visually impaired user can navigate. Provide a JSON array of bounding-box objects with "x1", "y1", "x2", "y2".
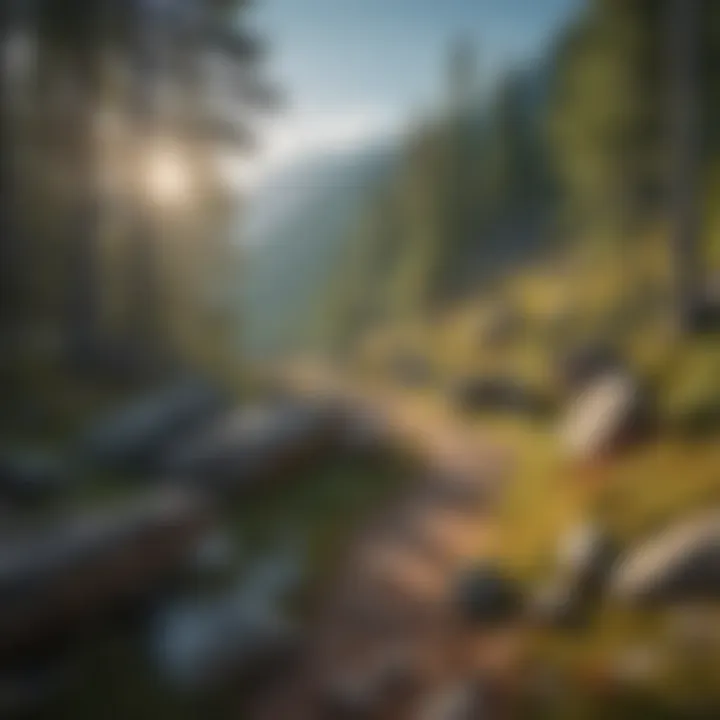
[{"x1": 249, "y1": 372, "x2": 511, "y2": 719}]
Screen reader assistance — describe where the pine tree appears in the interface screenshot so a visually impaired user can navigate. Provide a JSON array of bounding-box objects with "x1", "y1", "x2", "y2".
[{"x1": 9, "y1": 0, "x2": 274, "y2": 381}]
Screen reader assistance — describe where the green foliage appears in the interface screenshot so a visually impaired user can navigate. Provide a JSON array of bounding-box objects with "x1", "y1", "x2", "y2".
[
  {"x1": 326, "y1": 0, "x2": 720, "y2": 357},
  {"x1": 548, "y1": 0, "x2": 667, "y2": 243},
  {"x1": 660, "y1": 338, "x2": 720, "y2": 433},
  {"x1": 321, "y1": 40, "x2": 552, "y2": 350}
]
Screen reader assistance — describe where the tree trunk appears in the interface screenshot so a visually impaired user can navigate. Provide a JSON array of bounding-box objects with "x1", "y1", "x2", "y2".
[
  {"x1": 668, "y1": 0, "x2": 701, "y2": 333},
  {"x1": 0, "y1": 3, "x2": 21, "y2": 344},
  {"x1": 123, "y1": 0, "x2": 166, "y2": 376}
]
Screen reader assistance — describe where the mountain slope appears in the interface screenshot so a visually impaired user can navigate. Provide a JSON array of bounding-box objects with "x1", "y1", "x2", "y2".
[{"x1": 241, "y1": 140, "x2": 398, "y2": 357}]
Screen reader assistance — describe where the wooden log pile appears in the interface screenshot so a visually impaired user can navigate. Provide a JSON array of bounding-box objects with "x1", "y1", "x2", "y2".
[{"x1": 0, "y1": 488, "x2": 214, "y2": 663}]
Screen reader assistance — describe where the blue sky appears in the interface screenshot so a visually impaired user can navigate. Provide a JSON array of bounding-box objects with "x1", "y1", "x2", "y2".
[{"x1": 236, "y1": 0, "x2": 583, "y2": 186}]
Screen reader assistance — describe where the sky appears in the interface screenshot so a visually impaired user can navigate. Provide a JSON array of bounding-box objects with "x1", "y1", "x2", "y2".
[{"x1": 233, "y1": 0, "x2": 583, "y2": 187}]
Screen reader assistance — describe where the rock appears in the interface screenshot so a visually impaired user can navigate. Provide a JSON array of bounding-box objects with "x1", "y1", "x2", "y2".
[
  {"x1": 0, "y1": 449, "x2": 67, "y2": 508},
  {"x1": 686, "y1": 276, "x2": 720, "y2": 333},
  {"x1": 190, "y1": 528, "x2": 235, "y2": 576},
  {"x1": 450, "y1": 376, "x2": 552, "y2": 418},
  {"x1": 238, "y1": 539, "x2": 307, "y2": 608},
  {"x1": 611, "y1": 511, "x2": 720, "y2": 604},
  {"x1": 614, "y1": 514, "x2": 720, "y2": 604},
  {"x1": 151, "y1": 598, "x2": 297, "y2": 692},
  {"x1": 557, "y1": 344, "x2": 624, "y2": 394},
  {"x1": 530, "y1": 524, "x2": 617, "y2": 629},
  {"x1": 557, "y1": 523, "x2": 618, "y2": 596},
  {"x1": 559, "y1": 371, "x2": 646, "y2": 460},
  {"x1": 453, "y1": 563, "x2": 524, "y2": 627},
  {"x1": 151, "y1": 546, "x2": 304, "y2": 691},
  {"x1": 528, "y1": 581, "x2": 586, "y2": 630},
  {"x1": 688, "y1": 304, "x2": 720, "y2": 334}
]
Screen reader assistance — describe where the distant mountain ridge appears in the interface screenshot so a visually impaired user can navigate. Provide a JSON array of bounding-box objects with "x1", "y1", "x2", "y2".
[{"x1": 241, "y1": 138, "x2": 399, "y2": 357}]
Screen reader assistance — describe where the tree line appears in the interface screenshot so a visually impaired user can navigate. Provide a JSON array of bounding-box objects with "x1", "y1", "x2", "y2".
[{"x1": 321, "y1": 0, "x2": 720, "y2": 350}]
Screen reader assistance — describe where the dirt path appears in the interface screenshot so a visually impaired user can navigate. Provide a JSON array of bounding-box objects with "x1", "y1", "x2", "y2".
[{"x1": 248, "y1": 372, "x2": 512, "y2": 719}]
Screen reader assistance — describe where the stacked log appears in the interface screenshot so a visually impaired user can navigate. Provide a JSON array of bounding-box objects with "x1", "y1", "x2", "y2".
[{"x1": 0, "y1": 488, "x2": 213, "y2": 662}]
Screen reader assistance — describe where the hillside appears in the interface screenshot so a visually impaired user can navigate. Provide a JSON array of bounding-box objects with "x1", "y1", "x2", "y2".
[{"x1": 241, "y1": 139, "x2": 399, "y2": 357}]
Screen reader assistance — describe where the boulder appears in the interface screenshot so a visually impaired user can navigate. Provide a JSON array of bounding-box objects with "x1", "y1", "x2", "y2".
[
  {"x1": 453, "y1": 563, "x2": 524, "y2": 627},
  {"x1": 150, "y1": 547, "x2": 303, "y2": 691},
  {"x1": 559, "y1": 371, "x2": 646, "y2": 461},
  {"x1": 686, "y1": 275, "x2": 720, "y2": 333},
  {"x1": 611, "y1": 511, "x2": 720, "y2": 605},
  {"x1": 530, "y1": 523, "x2": 618, "y2": 629},
  {"x1": 151, "y1": 598, "x2": 297, "y2": 693},
  {"x1": 450, "y1": 376, "x2": 552, "y2": 418},
  {"x1": 557, "y1": 344, "x2": 624, "y2": 395},
  {"x1": 529, "y1": 580, "x2": 586, "y2": 630},
  {"x1": 556, "y1": 523, "x2": 618, "y2": 597},
  {"x1": 190, "y1": 528, "x2": 235, "y2": 576}
]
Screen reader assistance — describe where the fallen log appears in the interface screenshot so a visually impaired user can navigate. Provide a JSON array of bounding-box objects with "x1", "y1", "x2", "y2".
[
  {"x1": 162, "y1": 399, "x2": 347, "y2": 496},
  {"x1": 77, "y1": 381, "x2": 228, "y2": 474},
  {"x1": 0, "y1": 488, "x2": 214, "y2": 663}
]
